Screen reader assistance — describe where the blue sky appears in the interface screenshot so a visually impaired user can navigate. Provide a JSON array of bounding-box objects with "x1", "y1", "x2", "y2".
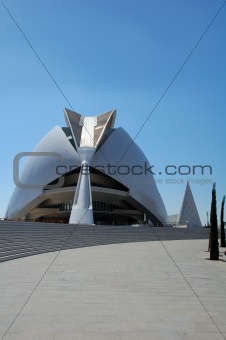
[{"x1": 0, "y1": 0, "x2": 225, "y2": 224}]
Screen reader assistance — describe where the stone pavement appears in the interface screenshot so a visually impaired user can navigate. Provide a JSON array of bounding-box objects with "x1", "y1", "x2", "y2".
[
  {"x1": 0, "y1": 222, "x2": 210, "y2": 263},
  {"x1": 0, "y1": 226, "x2": 225, "y2": 339}
]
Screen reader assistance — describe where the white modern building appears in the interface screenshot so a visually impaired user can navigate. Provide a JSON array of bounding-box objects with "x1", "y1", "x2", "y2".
[
  {"x1": 6, "y1": 109, "x2": 169, "y2": 225},
  {"x1": 176, "y1": 182, "x2": 202, "y2": 228}
]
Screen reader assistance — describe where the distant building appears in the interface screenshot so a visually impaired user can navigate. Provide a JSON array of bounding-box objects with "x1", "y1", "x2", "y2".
[
  {"x1": 176, "y1": 182, "x2": 202, "y2": 228},
  {"x1": 6, "y1": 109, "x2": 168, "y2": 225},
  {"x1": 168, "y1": 214, "x2": 178, "y2": 225}
]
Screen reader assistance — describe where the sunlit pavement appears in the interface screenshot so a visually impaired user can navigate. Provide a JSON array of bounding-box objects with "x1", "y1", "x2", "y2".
[{"x1": 0, "y1": 226, "x2": 225, "y2": 340}]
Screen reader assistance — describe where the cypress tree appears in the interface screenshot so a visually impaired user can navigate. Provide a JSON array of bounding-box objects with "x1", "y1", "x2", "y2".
[
  {"x1": 210, "y1": 183, "x2": 219, "y2": 260},
  {"x1": 208, "y1": 222, "x2": 211, "y2": 252},
  {"x1": 220, "y1": 195, "x2": 225, "y2": 247}
]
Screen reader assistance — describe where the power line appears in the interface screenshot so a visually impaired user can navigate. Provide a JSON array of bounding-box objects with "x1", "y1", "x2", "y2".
[
  {"x1": 0, "y1": 2, "x2": 225, "y2": 337},
  {"x1": 116, "y1": 0, "x2": 226, "y2": 165},
  {"x1": 0, "y1": 0, "x2": 123, "y2": 185},
  {"x1": 0, "y1": 0, "x2": 125, "y2": 219}
]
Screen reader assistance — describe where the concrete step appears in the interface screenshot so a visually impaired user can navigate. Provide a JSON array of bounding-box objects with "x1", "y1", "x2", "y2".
[{"x1": 0, "y1": 222, "x2": 210, "y2": 263}]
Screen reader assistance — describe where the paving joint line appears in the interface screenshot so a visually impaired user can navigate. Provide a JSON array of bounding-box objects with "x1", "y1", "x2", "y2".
[
  {"x1": 150, "y1": 226, "x2": 226, "y2": 339},
  {"x1": 0, "y1": 224, "x2": 80, "y2": 339}
]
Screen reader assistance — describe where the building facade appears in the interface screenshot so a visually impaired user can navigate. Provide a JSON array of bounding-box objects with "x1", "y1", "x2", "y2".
[{"x1": 6, "y1": 109, "x2": 169, "y2": 225}]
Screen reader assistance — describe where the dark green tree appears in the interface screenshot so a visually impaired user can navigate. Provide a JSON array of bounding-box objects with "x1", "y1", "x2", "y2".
[
  {"x1": 220, "y1": 195, "x2": 225, "y2": 247},
  {"x1": 208, "y1": 220, "x2": 211, "y2": 252},
  {"x1": 209, "y1": 183, "x2": 219, "y2": 260}
]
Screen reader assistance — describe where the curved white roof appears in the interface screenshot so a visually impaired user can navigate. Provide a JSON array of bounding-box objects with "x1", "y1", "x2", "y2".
[
  {"x1": 6, "y1": 109, "x2": 168, "y2": 225},
  {"x1": 91, "y1": 127, "x2": 168, "y2": 223}
]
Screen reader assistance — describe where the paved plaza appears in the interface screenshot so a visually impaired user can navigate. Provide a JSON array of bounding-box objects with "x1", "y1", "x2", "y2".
[{"x1": 0, "y1": 225, "x2": 225, "y2": 339}]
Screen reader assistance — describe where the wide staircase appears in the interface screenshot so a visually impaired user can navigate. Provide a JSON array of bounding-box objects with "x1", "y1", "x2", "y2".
[{"x1": 0, "y1": 221, "x2": 209, "y2": 263}]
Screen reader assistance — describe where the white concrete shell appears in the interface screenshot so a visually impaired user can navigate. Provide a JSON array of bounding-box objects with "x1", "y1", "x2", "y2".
[
  {"x1": 6, "y1": 125, "x2": 80, "y2": 219},
  {"x1": 6, "y1": 109, "x2": 168, "y2": 225},
  {"x1": 91, "y1": 127, "x2": 168, "y2": 224}
]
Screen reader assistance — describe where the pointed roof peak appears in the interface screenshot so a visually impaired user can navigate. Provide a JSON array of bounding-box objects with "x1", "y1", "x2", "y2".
[
  {"x1": 64, "y1": 108, "x2": 116, "y2": 149},
  {"x1": 177, "y1": 182, "x2": 202, "y2": 228},
  {"x1": 186, "y1": 181, "x2": 192, "y2": 191}
]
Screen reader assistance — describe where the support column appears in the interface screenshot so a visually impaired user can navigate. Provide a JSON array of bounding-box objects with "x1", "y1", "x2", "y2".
[{"x1": 69, "y1": 161, "x2": 94, "y2": 225}]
